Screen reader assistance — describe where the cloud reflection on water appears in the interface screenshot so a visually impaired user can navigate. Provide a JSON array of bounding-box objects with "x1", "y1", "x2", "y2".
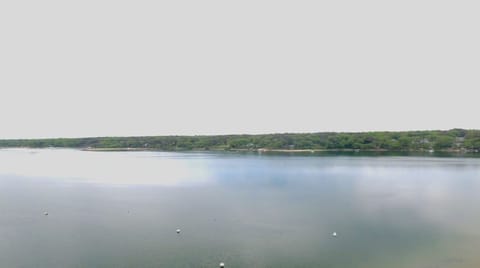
[{"x1": 0, "y1": 149, "x2": 212, "y2": 186}]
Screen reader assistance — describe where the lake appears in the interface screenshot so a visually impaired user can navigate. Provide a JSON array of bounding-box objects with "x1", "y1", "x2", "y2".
[{"x1": 1, "y1": 149, "x2": 480, "y2": 267}]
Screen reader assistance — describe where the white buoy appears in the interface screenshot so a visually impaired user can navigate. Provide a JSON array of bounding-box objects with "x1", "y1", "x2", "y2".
[
  {"x1": 176, "y1": 229, "x2": 181, "y2": 234},
  {"x1": 332, "y1": 232, "x2": 337, "y2": 237},
  {"x1": 219, "y1": 262, "x2": 225, "y2": 268},
  {"x1": 44, "y1": 212, "x2": 49, "y2": 216}
]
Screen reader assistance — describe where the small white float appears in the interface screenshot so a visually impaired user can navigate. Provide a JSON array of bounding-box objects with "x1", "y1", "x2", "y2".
[
  {"x1": 219, "y1": 262, "x2": 225, "y2": 267},
  {"x1": 176, "y1": 229, "x2": 181, "y2": 234},
  {"x1": 332, "y1": 232, "x2": 337, "y2": 237}
]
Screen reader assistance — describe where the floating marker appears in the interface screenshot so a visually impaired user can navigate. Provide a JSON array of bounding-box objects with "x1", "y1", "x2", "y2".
[
  {"x1": 176, "y1": 229, "x2": 181, "y2": 234},
  {"x1": 219, "y1": 262, "x2": 225, "y2": 267},
  {"x1": 44, "y1": 212, "x2": 49, "y2": 216},
  {"x1": 332, "y1": 232, "x2": 337, "y2": 237}
]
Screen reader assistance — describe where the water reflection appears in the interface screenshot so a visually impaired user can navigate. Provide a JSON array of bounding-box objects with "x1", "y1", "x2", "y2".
[
  {"x1": 0, "y1": 149, "x2": 480, "y2": 267},
  {"x1": 0, "y1": 149, "x2": 212, "y2": 186}
]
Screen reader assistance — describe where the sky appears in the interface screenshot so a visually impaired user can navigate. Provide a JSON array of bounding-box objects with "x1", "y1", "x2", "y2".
[{"x1": 0, "y1": 0, "x2": 479, "y2": 138}]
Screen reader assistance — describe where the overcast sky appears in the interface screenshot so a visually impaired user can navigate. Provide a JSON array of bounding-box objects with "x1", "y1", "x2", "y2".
[{"x1": 0, "y1": 1, "x2": 478, "y2": 138}]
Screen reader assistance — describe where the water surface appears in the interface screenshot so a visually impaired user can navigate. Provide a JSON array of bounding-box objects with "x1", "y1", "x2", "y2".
[{"x1": 1, "y1": 149, "x2": 480, "y2": 267}]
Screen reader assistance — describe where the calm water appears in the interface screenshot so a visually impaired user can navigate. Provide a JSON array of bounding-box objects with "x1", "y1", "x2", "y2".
[{"x1": 1, "y1": 149, "x2": 480, "y2": 268}]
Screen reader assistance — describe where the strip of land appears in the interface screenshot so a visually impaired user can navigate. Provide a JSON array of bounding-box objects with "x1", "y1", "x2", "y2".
[{"x1": 0, "y1": 129, "x2": 479, "y2": 153}]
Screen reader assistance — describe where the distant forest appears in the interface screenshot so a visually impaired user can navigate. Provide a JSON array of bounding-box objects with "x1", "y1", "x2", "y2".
[{"x1": 1, "y1": 129, "x2": 480, "y2": 152}]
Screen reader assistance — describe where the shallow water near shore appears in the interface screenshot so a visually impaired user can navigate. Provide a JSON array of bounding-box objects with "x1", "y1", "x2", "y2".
[{"x1": 1, "y1": 149, "x2": 480, "y2": 267}]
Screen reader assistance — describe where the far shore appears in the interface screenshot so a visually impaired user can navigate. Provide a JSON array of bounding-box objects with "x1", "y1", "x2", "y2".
[
  {"x1": 79, "y1": 147, "x2": 388, "y2": 153},
  {"x1": 1, "y1": 147, "x2": 478, "y2": 154},
  {"x1": 1, "y1": 129, "x2": 479, "y2": 153},
  {"x1": 77, "y1": 147, "x2": 476, "y2": 154}
]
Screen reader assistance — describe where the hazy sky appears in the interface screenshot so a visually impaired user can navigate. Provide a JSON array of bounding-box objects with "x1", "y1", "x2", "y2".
[{"x1": 1, "y1": 1, "x2": 478, "y2": 138}]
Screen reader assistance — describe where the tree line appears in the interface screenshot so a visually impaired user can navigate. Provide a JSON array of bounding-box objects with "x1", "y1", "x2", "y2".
[{"x1": 0, "y1": 129, "x2": 479, "y2": 152}]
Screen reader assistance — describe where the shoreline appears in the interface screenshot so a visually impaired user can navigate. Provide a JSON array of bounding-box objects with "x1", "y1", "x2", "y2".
[
  {"x1": 1, "y1": 129, "x2": 478, "y2": 154},
  {"x1": 2, "y1": 147, "x2": 476, "y2": 154}
]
